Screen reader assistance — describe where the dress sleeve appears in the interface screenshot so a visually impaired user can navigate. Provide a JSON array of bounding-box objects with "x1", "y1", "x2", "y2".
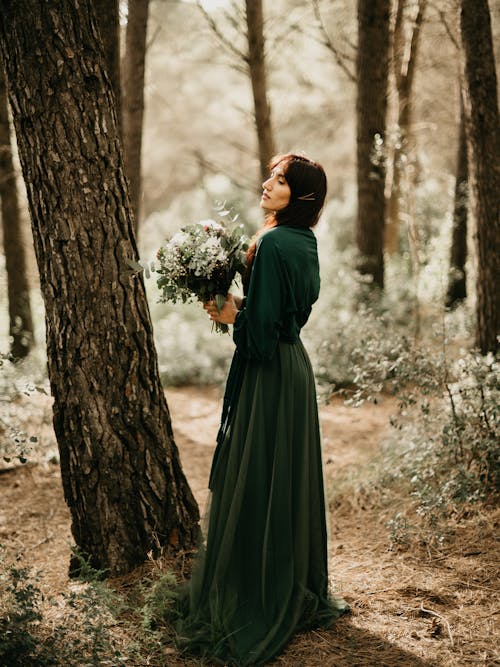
[{"x1": 233, "y1": 234, "x2": 288, "y2": 361}]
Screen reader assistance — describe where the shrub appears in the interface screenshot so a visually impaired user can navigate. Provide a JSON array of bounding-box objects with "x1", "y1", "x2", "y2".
[{"x1": 0, "y1": 548, "x2": 125, "y2": 667}]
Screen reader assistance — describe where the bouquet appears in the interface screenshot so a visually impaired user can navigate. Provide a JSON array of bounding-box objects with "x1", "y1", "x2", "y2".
[{"x1": 155, "y1": 215, "x2": 248, "y2": 333}]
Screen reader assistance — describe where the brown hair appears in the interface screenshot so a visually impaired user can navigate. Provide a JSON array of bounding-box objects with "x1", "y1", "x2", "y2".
[{"x1": 244, "y1": 153, "x2": 327, "y2": 289}]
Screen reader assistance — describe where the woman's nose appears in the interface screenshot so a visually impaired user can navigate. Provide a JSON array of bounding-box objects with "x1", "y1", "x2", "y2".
[{"x1": 263, "y1": 177, "x2": 272, "y2": 190}]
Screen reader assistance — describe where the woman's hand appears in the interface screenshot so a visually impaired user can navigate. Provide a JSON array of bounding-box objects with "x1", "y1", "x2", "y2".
[{"x1": 204, "y1": 293, "x2": 238, "y2": 325}]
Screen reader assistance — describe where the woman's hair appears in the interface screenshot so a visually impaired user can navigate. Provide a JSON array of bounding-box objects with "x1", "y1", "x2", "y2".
[
  {"x1": 244, "y1": 154, "x2": 327, "y2": 287},
  {"x1": 270, "y1": 153, "x2": 327, "y2": 229}
]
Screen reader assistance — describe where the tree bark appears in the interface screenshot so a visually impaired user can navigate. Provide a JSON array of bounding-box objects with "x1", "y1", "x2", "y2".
[
  {"x1": 93, "y1": 0, "x2": 121, "y2": 134},
  {"x1": 445, "y1": 93, "x2": 468, "y2": 309},
  {"x1": 460, "y1": 0, "x2": 499, "y2": 354},
  {"x1": 245, "y1": 0, "x2": 275, "y2": 184},
  {"x1": 123, "y1": 0, "x2": 149, "y2": 233},
  {"x1": 385, "y1": 0, "x2": 426, "y2": 254},
  {"x1": 0, "y1": 62, "x2": 34, "y2": 359},
  {"x1": 356, "y1": 0, "x2": 391, "y2": 288},
  {"x1": 0, "y1": 0, "x2": 199, "y2": 576}
]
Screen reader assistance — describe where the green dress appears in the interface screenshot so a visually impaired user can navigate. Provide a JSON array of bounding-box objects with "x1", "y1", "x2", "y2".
[{"x1": 175, "y1": 225, "x2": 349, "y2": 665}]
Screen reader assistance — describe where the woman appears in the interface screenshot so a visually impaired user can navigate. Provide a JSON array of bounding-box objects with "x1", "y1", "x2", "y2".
[{"x1": 175, "y1": 153, "x2": 349, "y2": 665}]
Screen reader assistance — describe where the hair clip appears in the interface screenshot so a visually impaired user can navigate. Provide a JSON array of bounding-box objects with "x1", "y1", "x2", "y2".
[{"x1": 297, "y1": 192, "x2": 316, "y2": 201}]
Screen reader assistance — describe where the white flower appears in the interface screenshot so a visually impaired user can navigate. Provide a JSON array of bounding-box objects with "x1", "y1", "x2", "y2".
[
  {"x1": 199, "y1": 237, "x2": 222, "y2": 253},
  {"x1": 169, "y1": 231, "x2": 189, "y2": 247}
]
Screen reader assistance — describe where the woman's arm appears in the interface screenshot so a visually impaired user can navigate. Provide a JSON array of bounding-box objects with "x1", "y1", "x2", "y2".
[{"x1": 233, "y1": 234, "x2": 289, "y2": 361}]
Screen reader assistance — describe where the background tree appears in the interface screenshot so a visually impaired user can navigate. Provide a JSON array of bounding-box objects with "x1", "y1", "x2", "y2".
[
  {"x1": 196, "y1": 0, "x2": 276, "y2": 188},
  {"x1": 445, "y1": 93, "x2": 468, "y2": 309},
  {"x1": 385, "y1": 0, "x2": 426, "y2": 254},
  {"x1": 0, "y1": 62, "x2": 34, "y2": 359},
  {"x1": 122, "y1": 0, "x2": 150, "y2": 233},
  {"x1": 459, "y1": 0, "x2": 499, "y2": 354},
  {"x1": 355, "y1": 0, "x2": 391, "y2": 288},
  {"x1": 0, "y1": 0, "x2": 199, "y2": 576},
  {"x1": 245, "y1": 0, "x2": 275, "y2": 183},
  {"x1": 93, "y1": 0, "x2": 121, "y2": 130}
]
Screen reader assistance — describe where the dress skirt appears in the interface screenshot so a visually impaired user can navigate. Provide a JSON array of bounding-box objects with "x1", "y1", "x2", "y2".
[{"x1": 174, "y1": 339, "x2": 348, "y2": 665}]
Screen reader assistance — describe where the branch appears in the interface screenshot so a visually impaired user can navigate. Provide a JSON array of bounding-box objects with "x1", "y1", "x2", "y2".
[
  {"x1": 419, "y1": 602, "x2": 454, "y2": 647},
  {"x1": 312, "y1": 0, "x2": 356, "y2": 82},
  {"x1": 196, "y1": 0, "x2": 248, "y2": 66},
  {"x1": 146, "y1": 24, "x2": 162, "y2": 53},
  {"x1": 434, "y1": 4, "x2": 460, "y2": 50},
  {"x1": 193, "y1": 150, "x2": 257, "y2": 193}
]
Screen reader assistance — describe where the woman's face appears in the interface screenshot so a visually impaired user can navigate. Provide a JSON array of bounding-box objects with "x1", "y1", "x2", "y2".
[{"x1": 260, "y1": 163, "x2": 291, "y2": 212}]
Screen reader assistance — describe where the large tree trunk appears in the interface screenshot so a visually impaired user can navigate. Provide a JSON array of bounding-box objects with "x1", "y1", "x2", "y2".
[
  {"x1": 460, "y1": 0, "x2": 499, "y2": 354},
  {"x1": 93, "y1": 0, "x2": 121, "y2": 133},
  {"x1": 0, "y1": 62, "x2": 34, "y2": 359},
  {"x1": 445, "y1": 93, "x2": 468, "y2": 309},
  {"x1": 245, "y1": 0, "x2": 275, "y2": 184},
  {"x1": 356, "y1": 0, "x2": 391, "y2": 288},
  {"x1": 123, "y1": 0, "x2": 149, "y2": 234},
  {"x1": 385, "y1": 0, "x2": 426, "y2": 254},
  {"x1": 0, "y1": 0, "x2": 199, "y2": 576}
]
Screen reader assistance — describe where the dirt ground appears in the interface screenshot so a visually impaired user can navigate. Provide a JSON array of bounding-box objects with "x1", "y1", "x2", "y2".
[{"x1": 0, "y1": 387, "x2": 498, "y2": 666}]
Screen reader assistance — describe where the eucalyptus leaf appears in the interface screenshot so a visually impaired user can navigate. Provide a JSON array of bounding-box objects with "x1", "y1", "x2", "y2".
[
  {"x1": 215, "y1": 293, "x2": 226, "y2": 313},
  {"x1": 126, "y1": 259, "x2": 144, "y2": 274}
]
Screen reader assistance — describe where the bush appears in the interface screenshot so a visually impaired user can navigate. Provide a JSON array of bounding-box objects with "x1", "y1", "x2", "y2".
[
  {"x1": 0, "y1": 548, "x2": 125, "y2": 667},
  {"x1": 336, "y1": 347, "x2": 499, "y2": 549}
]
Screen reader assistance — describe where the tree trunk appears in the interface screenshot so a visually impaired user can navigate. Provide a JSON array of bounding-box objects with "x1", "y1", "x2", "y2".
[
  {"x1": 460, "y1": 0, "x2": 500, "y2": 354},
  {"x1": 445, "y1": 93, "x2": 468, "y2": 309},
  {"x1": 245, "y1": 0, "x2": 275, "y2": 184},
  {"x1": 356, "y1": 0, "x2": 391, "y2": 288},
  {"x1": 123, "y1": 0, "x2": 149, "y2": 234},
  {"x1": 386, "y1": 0, "x2": 426, "y2": 254},
  {"x1": 0, "y1": 62, "x2": 34, "y2": 359},
  {"x1": 0, "y1": 0, "x2": 199, "y2": 576},
  {"x1": 93, "y1": 0, "x2": 121, "y2": 133}
]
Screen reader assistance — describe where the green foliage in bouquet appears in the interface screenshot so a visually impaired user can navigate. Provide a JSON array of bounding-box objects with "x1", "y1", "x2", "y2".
[{"x1": 155, "y1": 209, "x2": 248, "y2": 333}]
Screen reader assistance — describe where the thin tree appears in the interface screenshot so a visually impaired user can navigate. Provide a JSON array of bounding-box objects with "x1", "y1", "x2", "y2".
[
  {"x1": 355, "y1": 0, "x2": 391, "y2": 288},
  {"x1": 197, "y1": 0, "x2": 275, "y2": 185},
  {"x1": 245, "y1": 0, "x2": 275, "y2": 183},
  {"x1": 122, "y1": 0, "x2": 150, "y2": 232},
  {"x1": 0, "y1": 62, "x2": 34, "y2": 359},
  {"x1": 0, "y1": 0, "x2": 199, "y2": 576},
  {"x1": 445, "y1": 93, "x2": 468, "y2": 309},
  {"x1": 93, "y1": 0, "x2": 121, "y2": 130},
  {"x1": 385, "y1": 0, "x2": 426, "y2": 254},
  {"x1": 460, "y1": 0, "x2": 499, "y2": 354}
]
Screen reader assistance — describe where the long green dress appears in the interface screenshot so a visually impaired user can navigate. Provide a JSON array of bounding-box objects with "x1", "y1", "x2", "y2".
[{"x1": 175, "y1": 225, "x2": 349, "y2": 665}]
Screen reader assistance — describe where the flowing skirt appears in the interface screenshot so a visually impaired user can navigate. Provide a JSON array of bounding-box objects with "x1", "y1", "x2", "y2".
[{"x1": 174, "y1": 340, "x2": 348, "y2": 665}]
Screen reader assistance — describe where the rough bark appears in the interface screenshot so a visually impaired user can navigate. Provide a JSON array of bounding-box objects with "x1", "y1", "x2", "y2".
[
  {"x1": 93, "y1": 0, "x2": 121, "y2": 133},
  {"x1": 386, "y1": 0, "x2": 426, "y2": 254},
  {"x1": 0, "y1": 62, "x2": 34, "y2": 359},
  {"x1": 245, "y1": 0, "x2": 275, "y2": 184},
  {"x1": 445, "y1": 94, "x2": 468, "y2": 309},
  {"x1": 460, "y1": 0, "x2": 499, "y2": 354},
  {"x1": 0, "y1": 0, "x2": 199, "y2": 576},
  {"x1": 123, "y1": 0, "x2": 149, "y2": 233},
  {"x1": 356, "y1": 0, "x2": 391, "y2": 288}
]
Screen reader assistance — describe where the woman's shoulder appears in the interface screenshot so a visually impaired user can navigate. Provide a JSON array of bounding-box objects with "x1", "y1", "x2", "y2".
[
  {"x1": 259, "y1": 225, "x2": 315, "y2": 248},
  {"x1": 257, "y1": 227, "x2": 318, "y2": 275}
]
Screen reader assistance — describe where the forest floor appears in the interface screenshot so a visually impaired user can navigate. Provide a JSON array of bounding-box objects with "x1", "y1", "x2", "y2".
[{"x1": 0, "y1": 386, "x2": 498, "y2": 667}]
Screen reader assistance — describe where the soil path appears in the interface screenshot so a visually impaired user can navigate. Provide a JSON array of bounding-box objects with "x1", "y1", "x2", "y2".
[{"x1": 0, "y1": 387, "x2": 497, "y2": 666}]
